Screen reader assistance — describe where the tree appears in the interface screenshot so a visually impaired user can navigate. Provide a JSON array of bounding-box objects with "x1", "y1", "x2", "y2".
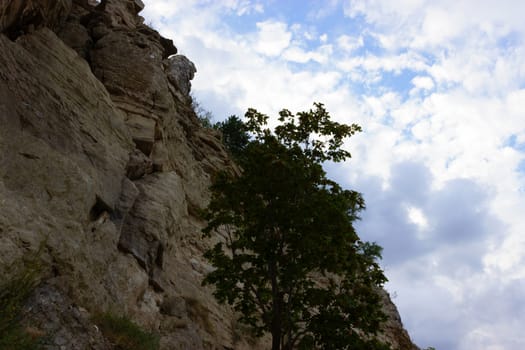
[
  {"x1": 202, "y1": 103, "x2": 390, "y2": 350},
  {"x1": 213, "y1": 115, "x2": 250, "y2": 158}
]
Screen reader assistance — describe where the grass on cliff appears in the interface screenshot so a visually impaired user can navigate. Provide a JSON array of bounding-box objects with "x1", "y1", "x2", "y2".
[
  {"x1": 94, "y1": 312, "x2": 160, "y2": 350},
  {"x1": 0, "y1": 258, "x2": 44, "y2": 350}
]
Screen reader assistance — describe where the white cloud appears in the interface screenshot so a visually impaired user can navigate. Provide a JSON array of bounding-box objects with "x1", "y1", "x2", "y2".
[
  {"x1": 306, "y1": 0, "x2": 341, "y2": 20},
  {"x1": 342, "y1": 0, "x2": 525, "y2": 51},
  {"x1": 141, "y1": 0, "x2": 192, "y2": 18},
  {"x1": 282, "y1": 44, "x2": 333, "y2": 64},
  {"x1": 363, "y1": 92, "x2": 400, "y2": 118},
  {"x1": 225, "y1": 0, "x2": 264, "y2": 16},
  {"x1": 253, "y1": 20, "x2": 292, "y2": 57},
  {"x1": 336, "y1": 52, "x2": 430, "y2": 85},
  {"x1": 411, "y1": 75, "x2": 434, "y2": 91},
  {"x1": 406, "y1": 205, "x2": 429, "y2": 232},
  {"x1": 336, "y1": 34, "x2": 364, "y2": 52}
]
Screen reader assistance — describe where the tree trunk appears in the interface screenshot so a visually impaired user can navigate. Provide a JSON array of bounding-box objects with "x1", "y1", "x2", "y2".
[
  {"x1": 270, "y1": 258, "x2": 282, "y2": 350},
  {"x1": 271, "y1": 319, "x2": 282, "y2": 350}
]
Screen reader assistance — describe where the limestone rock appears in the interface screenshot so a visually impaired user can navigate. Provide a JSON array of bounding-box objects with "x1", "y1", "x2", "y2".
[
  {"x1": 96, "y1": 0, "x2": 145, "y2": 30},
  {"x1": 115, "y1": 177, "x2": 139, "y2": 219},
  {"x1": 378, "y1": 289, "x2": 421, "y2": 350},
  {"x1": 0, "y1": 28, "x2": 132, "y2": 215},
  {"x1": 91, "y1": 30, "x2": 166, "y2": 101},
  {"x1": 166, "y1": 54, "x2": 197, "y2": 97},
  {"x1": 151, "y1": 140, "x2": 169, "y2": 171},
  {"x1": 160, "y1": 36, "x2": 177, "y2": 58},
  {"x1": 118, "y1": 172, "x2": 186, "y2": 277},
  {"x1": 0, "y1": 0, "x2": 72, "y2": 39},
  {"x1": 126, "y1": 148, "x2": 153, "y2": 180},
  {"x1": 160, "y1": 295, "x2": 187, "y2": 318},
  {"x1": 58, "y1": 20, "x2": 92, "y2": 58},
  {"x1": 23, "y1": 284, "x2": 111, "y2": 350}
]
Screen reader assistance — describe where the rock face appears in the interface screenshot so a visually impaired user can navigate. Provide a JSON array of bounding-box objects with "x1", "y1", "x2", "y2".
[
  {"x1": 0, "y1": 1, "x2": 419, "y2": 349},
  {"x1": 0, "y1": 0, "x2": 72, "y2": 39}
]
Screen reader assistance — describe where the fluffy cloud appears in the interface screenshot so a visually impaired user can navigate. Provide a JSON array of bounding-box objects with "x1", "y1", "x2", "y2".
[
  {"x1": 411, "y1": 75, "x2": 434, "y2": 92},
  {"x1": 348, "y1": 161, "x2": 517, "y2": 349},
  {"x1": 336, "y1": 34, "x2": 363, "y2": 54},
  {"x1": 342, "y1": 0, "x2": 525, "y2": 50},
  {"x1": 253, "y1": 20, "x2": 292, "y2": 56},
  {"x1": 282, "y1": 44, "x2": 333, "y2": 64}
]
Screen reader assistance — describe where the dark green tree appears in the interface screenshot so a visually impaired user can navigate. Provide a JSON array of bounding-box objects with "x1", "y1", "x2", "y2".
[
  {"x1": 203, "y1": 103, "x2": 390, "y2": 350},
  {"x1": 213, "y1": 115, "x2": 250, "y2": 158}
]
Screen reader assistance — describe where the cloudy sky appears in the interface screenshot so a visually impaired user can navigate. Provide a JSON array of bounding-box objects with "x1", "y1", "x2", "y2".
[{"x1": 141, "y1": 1, "x2": 525, "y2": 349}]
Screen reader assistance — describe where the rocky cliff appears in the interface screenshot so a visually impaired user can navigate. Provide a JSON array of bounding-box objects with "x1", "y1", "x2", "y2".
[{"x1": 0, "y1": 1, "x2": 419, "y2": 349}]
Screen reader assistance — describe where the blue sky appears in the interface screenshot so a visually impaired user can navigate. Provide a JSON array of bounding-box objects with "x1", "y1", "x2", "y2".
[{"x1": 142, "y1": 1, "x2": 525, "y2": 349}]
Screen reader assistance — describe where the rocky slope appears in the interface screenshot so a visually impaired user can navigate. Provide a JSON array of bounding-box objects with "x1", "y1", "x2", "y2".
[{"x1": 0, "y1": 1, "x2": 419, "y2": 349}]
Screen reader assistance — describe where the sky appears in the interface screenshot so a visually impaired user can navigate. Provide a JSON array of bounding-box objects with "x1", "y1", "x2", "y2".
[{"x1": 140, "y1": 1, "x2": 525, "y2": 349}]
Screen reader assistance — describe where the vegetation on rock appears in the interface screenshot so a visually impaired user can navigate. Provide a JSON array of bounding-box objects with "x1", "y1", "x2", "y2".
[
  {"x1": 213, "y1": 115, "x2": 250, "y2": 159},
  {"x1": 191, "y1": 94, "x2": 215, "y2": 128},
  {"x1": 203, "y1": 103, "x2": 391, "y2": 350},
  {"x1": 94, "y1": 312, "x2": 160, "y2": 350},
  {"x1": 0, "y1": 257, "x2": 43, "y2": 350}
]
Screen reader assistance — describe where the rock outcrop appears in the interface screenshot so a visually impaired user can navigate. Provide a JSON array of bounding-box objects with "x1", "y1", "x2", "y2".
[
  {"x1": 0, "y1": 1, "x2": 418, "y2": 349},
  {"x1": 0, "y1": 0, "x2": 72, "y2": 39}
]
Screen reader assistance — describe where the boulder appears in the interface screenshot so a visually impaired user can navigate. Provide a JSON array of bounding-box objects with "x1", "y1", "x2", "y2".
[{"x1": 166, "y1": 54, "x2": 197, "y2": 96}]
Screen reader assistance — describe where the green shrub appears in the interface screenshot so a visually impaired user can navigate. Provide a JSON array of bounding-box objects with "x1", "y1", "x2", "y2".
[
  {"x1": 0, "y1": 258, "x2": 43, "y2": 350},
  {"x1": 94, "y1": 313, "x2": 159, "y2": 350}
]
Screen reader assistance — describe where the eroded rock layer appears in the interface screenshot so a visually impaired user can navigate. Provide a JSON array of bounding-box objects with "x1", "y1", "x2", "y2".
[{"x1": 0, "y1": 1, "x2": 418, "y2": 349}]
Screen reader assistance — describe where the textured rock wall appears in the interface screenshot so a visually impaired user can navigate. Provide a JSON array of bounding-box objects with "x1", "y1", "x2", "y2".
[{"x1": 0, "y1": 1, "x2": 418, "y2": 349}]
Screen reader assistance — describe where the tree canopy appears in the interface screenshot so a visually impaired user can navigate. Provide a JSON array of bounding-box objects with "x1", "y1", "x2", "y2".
[
  {"x1": 213, "y1": 115, "x2": 250, "y2": 158},
  {"x1": 203, "y1": 103, "x2": 390, "y2": 350}
]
